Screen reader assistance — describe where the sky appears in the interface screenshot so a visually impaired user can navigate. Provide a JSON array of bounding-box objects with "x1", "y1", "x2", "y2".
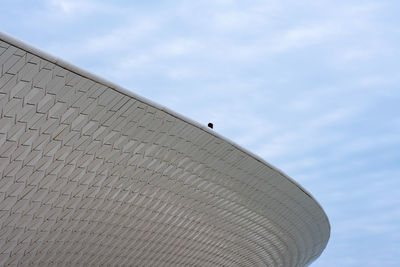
[{"x1": 1, "y1": 0, "x2": 399, "y2": 265}]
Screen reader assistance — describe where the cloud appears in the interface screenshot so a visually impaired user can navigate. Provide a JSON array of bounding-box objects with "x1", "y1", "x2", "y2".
[
  {"x1": 83, "y1": 18, "x2": 162, "y2": 53},
  {"x1": 45, "y1": 0, "x2": 113, "y2": 16},
  {"x1": 48, "y1": 0, "x2": 82, "y2": 13}
]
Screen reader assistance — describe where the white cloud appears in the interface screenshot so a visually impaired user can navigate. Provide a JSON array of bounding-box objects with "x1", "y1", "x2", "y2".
[
  {"x1": 46, "y1": 0, "x2": 109, "y2": 16},
  {"x1": 278, "y1": 24, "x2": 335, "y2": 50},
  {"x1": 48, "y1": 0, "x2": 79, "y2": 13},
  {"x1": 83, "y1": 18, "x2": 162, "y2": 53},
  {"x1": 157, "y1": 38, "x2": 202, "y2": 57}
]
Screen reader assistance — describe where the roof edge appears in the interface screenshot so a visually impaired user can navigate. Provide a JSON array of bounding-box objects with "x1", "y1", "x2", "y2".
[{"x1": 0, "y1": 30, "x2": 330, "y2": 234}]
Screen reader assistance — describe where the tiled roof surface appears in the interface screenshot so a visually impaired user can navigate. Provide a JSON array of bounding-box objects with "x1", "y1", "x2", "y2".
[{"x1": 0, "y1": 33, "x2": 330, "y2": 266}]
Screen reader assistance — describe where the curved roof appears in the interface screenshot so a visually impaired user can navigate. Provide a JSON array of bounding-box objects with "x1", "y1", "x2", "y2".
[{"x1": 0, "y1": 31, "x2": 329, "y2": 266}]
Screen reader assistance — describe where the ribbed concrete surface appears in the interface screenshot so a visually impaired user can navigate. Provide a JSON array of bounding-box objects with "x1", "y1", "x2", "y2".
[{"x1": 0, "y1": 33, "x2": 330, "y2": 266}]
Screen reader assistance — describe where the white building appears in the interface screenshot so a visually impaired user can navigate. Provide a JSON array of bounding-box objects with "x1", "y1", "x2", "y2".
[{"x1": 0, "y1": 32, "x2": 330, "y2": 266}]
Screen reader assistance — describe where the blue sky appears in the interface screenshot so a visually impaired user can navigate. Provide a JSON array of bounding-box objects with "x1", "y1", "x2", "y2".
[{"x1": 1, "y1": 0, "x2": 399, "y2": 265}]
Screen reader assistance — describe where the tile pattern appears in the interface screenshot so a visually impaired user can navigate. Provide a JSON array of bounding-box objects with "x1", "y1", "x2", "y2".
[{"x1": 0, "y1": 38, "x2": 329, "y2": 266}]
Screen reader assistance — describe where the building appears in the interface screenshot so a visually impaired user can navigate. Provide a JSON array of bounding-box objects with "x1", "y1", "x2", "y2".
[{"x1": 0, "y1": 32, "x2": 330, "y2": 266}]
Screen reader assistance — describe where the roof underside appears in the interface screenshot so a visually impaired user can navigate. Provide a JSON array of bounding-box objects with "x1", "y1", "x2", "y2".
[{"x1": 0, "y1": 32, "x2": 330, "y2": 266}]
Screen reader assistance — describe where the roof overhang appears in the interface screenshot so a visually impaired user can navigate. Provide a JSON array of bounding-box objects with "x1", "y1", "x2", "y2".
[{"x1": 0, "y1": 31, "x2": 330, "y2": 266}]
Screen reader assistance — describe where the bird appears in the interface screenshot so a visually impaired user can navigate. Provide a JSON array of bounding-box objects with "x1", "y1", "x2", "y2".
[{"x1": 208, "y1": 123, "x2": 213, "y2": 129}]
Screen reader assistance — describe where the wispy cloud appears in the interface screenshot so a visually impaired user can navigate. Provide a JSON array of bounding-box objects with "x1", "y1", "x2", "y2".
[{"x1": 45, "y1": 0, "x2": 122, "y2": 16}]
